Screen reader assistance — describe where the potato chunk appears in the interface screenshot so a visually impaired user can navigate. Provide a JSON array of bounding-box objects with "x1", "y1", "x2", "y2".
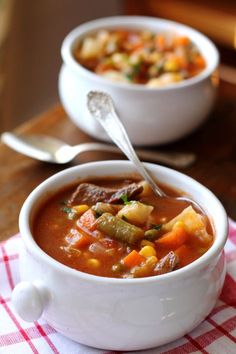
[
  {"x1": 164, "y1": 206, "x2": 212, "y2": 243},
  {"x1": 117, "y1": 201, "x2": 153, "y2": 225},
  {"x1": 80, "y1": 37, "x2": 103, "y2": 60},
  {"x1": 146, "y1": 73, "x2": 182, "y2": 87},
  {"x1": 100, "y1": 70, "x2": 130, "y2": 83}
]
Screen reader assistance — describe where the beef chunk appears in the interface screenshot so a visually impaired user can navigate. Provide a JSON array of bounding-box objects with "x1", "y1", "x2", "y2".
[
  {"x1": 68, "y1": 182, "x2": 143, "y2": 206},
  {"x1": 154, "y1": 251, "x2": 179, "y2": 275},
  {"x1": 108, "y1": 183, "x2": 143, "y2": 203},
  {"x1": 68, "y1": 183, "x2": 116, "y2": 205}
]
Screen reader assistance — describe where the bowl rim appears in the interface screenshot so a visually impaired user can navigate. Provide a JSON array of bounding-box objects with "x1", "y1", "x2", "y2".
[
  {"x1": 61, "y1": 15, "x2": 219, "y2": 92},
  {"x1": 19, "y1": 160, "x2": 228, "y2": 285}
]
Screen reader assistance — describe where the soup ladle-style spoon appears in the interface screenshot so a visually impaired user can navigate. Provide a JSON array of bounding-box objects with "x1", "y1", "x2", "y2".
[
  {"x1": 87, "y1": 91, "x2": 203, "y2": 211},
  {"x1": 1, "y1": 133, "x2": 195, "y2": 168}
]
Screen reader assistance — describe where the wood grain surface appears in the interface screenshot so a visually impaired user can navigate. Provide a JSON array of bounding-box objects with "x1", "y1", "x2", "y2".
[{"x1": 0, "y1": 82, "x2": 236, "y2": 241}]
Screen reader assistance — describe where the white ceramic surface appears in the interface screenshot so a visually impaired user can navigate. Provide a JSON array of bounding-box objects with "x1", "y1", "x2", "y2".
[
  {"x1": 12, "y1": 161, "x2": 228, "y2": 351},
  {"x1": 58, "y1": 16, "x2": 219, "y2": 146}
]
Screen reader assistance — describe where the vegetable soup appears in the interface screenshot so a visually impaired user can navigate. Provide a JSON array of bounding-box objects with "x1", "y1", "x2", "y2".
[
  {"x1": 33, "y1": 177, "x2": 213, "y2": 278},
  {"x1": 74, "y1": 28, "x2": 206, "y2": 87}
]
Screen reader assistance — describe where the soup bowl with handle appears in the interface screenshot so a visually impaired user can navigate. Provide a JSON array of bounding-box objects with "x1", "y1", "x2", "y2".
[
  {"x1": 12, "y1": 161, "x2": 228, "y2": 351},
  {"x1": 59, "y1": 16, "x2": 219, "y2": 146}
]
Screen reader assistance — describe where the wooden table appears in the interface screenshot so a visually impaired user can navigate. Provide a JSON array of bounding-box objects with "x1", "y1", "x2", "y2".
[{"x1": 1, "y1": 81, "x2": 236, "y2": 241}]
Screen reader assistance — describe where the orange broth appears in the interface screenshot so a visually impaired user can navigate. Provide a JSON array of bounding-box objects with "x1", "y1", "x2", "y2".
[{"x1": 33, "y1": 177, "x2": 213, "y2": 278}]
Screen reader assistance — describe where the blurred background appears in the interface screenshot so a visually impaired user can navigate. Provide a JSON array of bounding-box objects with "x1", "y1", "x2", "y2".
[{"x1": 0, "y1": 0, "x2": 235, "y2": 132}]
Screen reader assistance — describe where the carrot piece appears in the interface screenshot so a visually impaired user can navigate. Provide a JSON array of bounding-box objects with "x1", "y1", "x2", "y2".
[
  {"x1": 131, "y1": 42, "x2": 144, "y2": 51},
  {"x1": 155, "y1": 35, "x2": 165, "y2": 50},
  {"x1": 175, "y1": 244, "x2": 190, "y2": 258},
  {"x1": 155, "y1": 223, "x2": 189, "y2": 249},
  {"x1": 194, "y1": 55, "x2": 206, "y2": 69},
  {"x1": 175, "y1": 56, "x2": 188, "y2": 70},
  {"x1": 123, "y1": 250, "x2": 145, "y2": 268},
  {"x1": 175, "y1": 245, "x2": 196, "y2": 267},
  {"x1": 73, "y1": 233, "x2": 94, "y2": 249},
  {"x1": 175, "y1": 36, "x2": 190, "y2": 46},
  {"x1": 78, "y1": 209, "x2": 97, "y2": 231}
]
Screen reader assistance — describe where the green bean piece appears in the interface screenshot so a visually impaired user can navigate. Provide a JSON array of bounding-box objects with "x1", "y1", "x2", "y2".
[
  {"x1": 96, "y1": 213, "x2": 144, "y2": 244},
  {"x1": 144, "y1": 228, "x2": 162, "y2": 241}
]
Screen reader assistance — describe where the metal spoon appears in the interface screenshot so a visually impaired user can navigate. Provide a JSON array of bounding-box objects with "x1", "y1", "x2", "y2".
[
  {"x1": 1, "y1": 132, "x2": 195, "y2": 168},
  {"x1": 87, "y1": 91, "x2": 202, "y2": 210}
]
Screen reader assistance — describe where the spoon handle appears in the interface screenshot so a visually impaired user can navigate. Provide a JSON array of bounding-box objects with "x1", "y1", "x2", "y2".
[
  {"x1": 87, "y1": 92, "x2": 165, "y2": 197},
  {"x1": 72, "y1": 143, "x2": 196, "y2": 168}
]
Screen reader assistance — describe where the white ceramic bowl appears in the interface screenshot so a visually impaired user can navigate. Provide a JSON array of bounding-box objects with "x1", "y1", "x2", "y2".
[
  {"x1": 12, "y1": 161, "x2": 227, "y2": 350},
  {"x1": 58, "y1": 16, "x2": 219, "y2": 146}
]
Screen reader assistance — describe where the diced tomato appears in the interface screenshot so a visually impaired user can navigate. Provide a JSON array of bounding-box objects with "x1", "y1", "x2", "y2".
[
  {"x1": 73, "y1": 233, "x2": 94, "y2": 249},
  {"x1": 78, "y1": 209, "x2": 97, "y2": 231},
  {"x1": 100, "y1": 237, "x2": 117, "y2": 248}
]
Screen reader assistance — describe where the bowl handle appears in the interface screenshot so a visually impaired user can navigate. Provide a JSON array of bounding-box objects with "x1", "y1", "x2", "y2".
[{"x1": 12, "y1": 281, "x2": 51, "y2": 322}]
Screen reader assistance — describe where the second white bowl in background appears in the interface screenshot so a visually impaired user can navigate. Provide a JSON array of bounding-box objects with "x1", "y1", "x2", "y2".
[{"x1": 59, "y1": 16, "x2": 219, "y2": 146}]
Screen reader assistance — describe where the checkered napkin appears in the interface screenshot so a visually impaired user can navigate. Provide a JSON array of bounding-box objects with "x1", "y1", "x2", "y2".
[{"x1": 1, "y1": 222, "x2": 236, "y2": 354}]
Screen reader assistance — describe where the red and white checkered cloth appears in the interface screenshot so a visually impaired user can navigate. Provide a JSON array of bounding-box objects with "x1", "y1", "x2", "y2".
[{"x1": 1, "y1": 222, "x2": 236, "y2": 354}]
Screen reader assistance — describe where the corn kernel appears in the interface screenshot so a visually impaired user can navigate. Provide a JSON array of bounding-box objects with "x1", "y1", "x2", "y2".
[
  {"x1": 164, "y1": 60, "x2": 179, "y2": 72},
  {"x1": 87, "y1": 258, "x2": 101, "y2": 268},
  {"x1": 146, "y1": 255, "x2": 158, "y2": 266},
  {"x1": 72, "y1": 205, "x2": 89, "y2": 215},
  {"x1": 141, "y1": 239, "x2": 155, "y2": 247},
  {"x1": 139, "y1": 245, "x2": 156, "y2": 258}
]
